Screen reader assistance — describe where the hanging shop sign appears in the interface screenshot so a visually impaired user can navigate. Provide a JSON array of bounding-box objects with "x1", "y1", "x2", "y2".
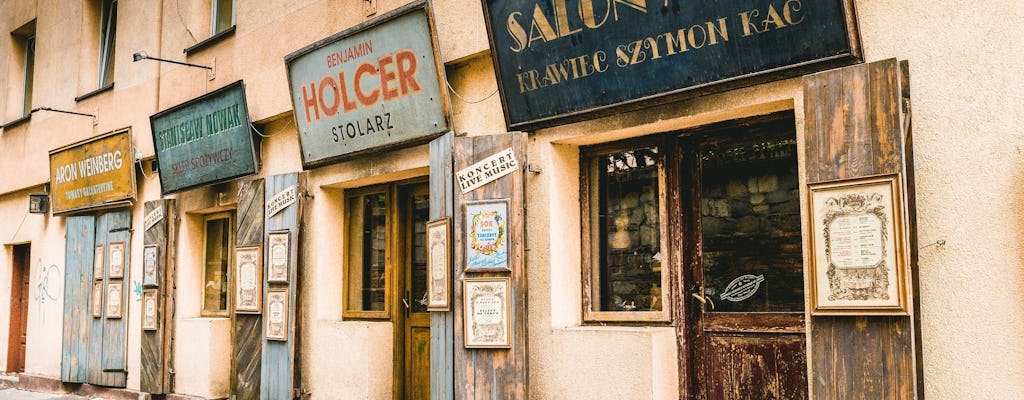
[
  {"x1": 481, "y1": 0, "x2": 861, "y2": 130},
  {"x1": 49, "y1": 130, "x2": 136, "y2": 214},
  {"x1": 150, "y1": 81, "x2": 258, "y2": 194},
  {"x1": 285, "y1": 1, "x2": 450, "y2": 168}
]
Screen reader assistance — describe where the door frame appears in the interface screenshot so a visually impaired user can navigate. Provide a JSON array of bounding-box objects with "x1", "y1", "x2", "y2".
[
  {"x1": 391, "y1": 179, "x2": 430, "y2": 400},
  {"x1": 6, "y1": 243, "x2": 30, "y2": 373}
]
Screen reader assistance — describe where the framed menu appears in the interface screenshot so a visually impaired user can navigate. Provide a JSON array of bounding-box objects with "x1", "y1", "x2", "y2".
[
  {"x1": 464, "y1": 199, "x2": 510, "y2": 271},
  {"x1": 142, "y1": 289, "x2": 158, "y2": 330},
  {"x1": 808, "y1": 174, "x2": 909, "y2": 315},
  {"x1": 143, "y1": 245, "x2": 159, "y2": 287},
  {"x1": 92, "y1": 282, "x2": 103, "y2": 317},
  {"x1": 235, "y1": 246, "x2": 262, "y2": 314},
  {"x1": 265, "y1": 289, "x2": 288, "y2": 341},
  {"x1": 463, "y1": 277, "x2": 511, "y2": 348},
  {"x1": 426, "y1": 217, "x2": 451, "y2": 311},
  {"x1": 108, "y1": 241, "x2": 126, "y2": 279},
  {"x1": 106, "y1": 281, "x2": 123, "y2": 319},
  {"x1": 94, "y1": 245, "x2": 104, "y2": 280},
  {"x1": 267, "y1": 231, "x2": 290, "y2": 283}
]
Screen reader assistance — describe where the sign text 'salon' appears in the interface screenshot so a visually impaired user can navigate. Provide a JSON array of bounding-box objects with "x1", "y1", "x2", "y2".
[
  {"x1": 482, "y1": 0, "x2": 861, "y2": 130},
  {"x1": 285, "y1": 2, "x2": 449, "y2": 169},
  {"x1": 150, "y1": 81, "x2": 259, "y2": 194}
]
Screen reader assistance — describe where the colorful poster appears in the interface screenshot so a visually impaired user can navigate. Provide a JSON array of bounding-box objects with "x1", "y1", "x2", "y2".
[{"x1": 465, "y1": 200, "x2": 509, "y2": 271}]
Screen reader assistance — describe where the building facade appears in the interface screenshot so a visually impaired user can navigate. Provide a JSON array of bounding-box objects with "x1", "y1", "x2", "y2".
[{"x1": 0, "y1": 0, "x2": 1021, "y2": 399}]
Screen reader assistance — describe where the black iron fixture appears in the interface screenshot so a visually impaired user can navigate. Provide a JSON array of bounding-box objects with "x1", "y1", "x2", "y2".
[
  {"x1": 28, "y1": 193, "x2": 49, "y2": 214},
  {"x1": 31, "y1": 107, "x2": 96, "y2": 119},
  {"x1": 133, "y1": 51, "x2": 212, "y2": 70}
]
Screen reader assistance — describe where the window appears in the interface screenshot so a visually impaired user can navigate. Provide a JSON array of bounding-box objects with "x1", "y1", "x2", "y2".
[
  {"x1": 21, "y1": 33, "x2": 35, "y2": 117},
  {"x1": 582, "y1": 138, "x2": 669, "y2": 322},
  {"x1": 202, "y1": 213, "x2": 233, "y2": 316},
  {"x1": 211, "y1": 0, "x2": 235, "y2": 35},
  {"x1": 97, "y1": 0, "x2": 117, "y2": 88},
  {"x1": 345, "y1": 187, "x2": 390, "y2": 318},
  {"x1": 8, "y1": 20, "x2": 36, "y2": 120}
]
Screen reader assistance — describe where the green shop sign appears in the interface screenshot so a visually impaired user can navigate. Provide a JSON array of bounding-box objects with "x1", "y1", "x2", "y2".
[{"x1": 150, "y1": 81, "x2": 259, "y2": 194}]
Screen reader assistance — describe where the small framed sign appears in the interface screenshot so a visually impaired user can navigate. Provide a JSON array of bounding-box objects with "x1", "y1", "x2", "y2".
[
  {"x1": 808, "y1": 174, "x2": 909, "y2": 315},
  {"x1": 93, "y1": 244, "x2": 105, "y2": 280},
  {"x1": 142, "y1": 289, "x2": 158, "y2": 330},
  {"x1": 108, "y1": 241, "x2": 126, "y2": 279},
  {"x1": 426, "y1": 217, "x2": 451, "y2": 311},
  {"x1": 463, "y1": 277, "x2": 511, "y2": 348},
  {"x1": 92, "y1": 281, "x2": 103, "y2": 318},
  {"x1": 235, "y1": 246, "x2": 263, "y2": 314},
  {"x1": 143, "y1": 245, "x2": 159, "y2": 287},
  {"x1": 267, "y1": 231, "x2": 291, "y2": 283},
  {"x1": 106, "y1": 281, "x2": 124, "y2": 319},
  {"x1": 464, "y1": 199, "x2": 510, "y2": 272},
  {"x1": 265, "y1": 289, "x2": 289, "y2": 341}
]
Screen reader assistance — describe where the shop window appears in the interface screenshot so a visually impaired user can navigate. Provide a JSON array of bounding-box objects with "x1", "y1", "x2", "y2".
[
  {"x1": 211, "y1": 0, "x2": 234, "y2": 35},
  {"x1": 7, "y1": 20, "x2": 35, "y2": 121},
  {"x1": 582, "y1": 138, "x2": 670, "y2": 322},
  {"x1": 97, "y1": 0, "x2": 117, "y2": 88},
  {"x1": 344, "y1": 187, "x2": 390, "y2": 319},
  {"x1": 202, "y1": 213, "x2": 233, "y2": 317}
]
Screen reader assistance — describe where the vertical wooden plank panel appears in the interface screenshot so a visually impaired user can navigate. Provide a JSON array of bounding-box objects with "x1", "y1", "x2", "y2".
[
  {"x1": 261, "y1": 173, "x2": 303, "y2": 400},
  {"x1": 141, "y1": 200, "x2": 176, "y2": 394},
  {"x1": 87, "y1": 213, "x2": 108, "y2": 385},
  {"x1": 430, "y1": 132, "x2": 455, "y2": 400},
  {"x1": 234, "y1": 179, "x2": 265, "y2": 400},
  {"x1": 803, "y1": 58, "x2": 916, "y2": 399},
  {"x1": 98, "y1": 209, "x2": 130, "y2": 387},
  {"x1": 61, "y1": 216, "x2": 94, "y2": 383},
  {"x1": 453, "y1": 133, "x2": 528, "y2": 400}
]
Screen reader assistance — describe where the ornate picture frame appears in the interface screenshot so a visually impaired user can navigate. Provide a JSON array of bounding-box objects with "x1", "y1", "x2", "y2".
[
  {"x1": 92, "y1": 281, "x2": 103, "y2": 318},
  {"x1": 94, "y1": 244, "x2": 104, "y2": 280},
  {"x1": 108, "y1": 241, "x2": 126, "y2": 279},
  {"x1": 267, "y1": 231, "x2": 290, "y2": 283},
  {"x1": 808, "y1": 174, "x2": 910, "y2": 315},
  {"x1": 142, "y1": 289, "x2": 158, "y2": 330},
  {"x1": 426, "y1": 217, "x2": 452, "y2": 311},
  {"x1": 265, "y1": 288, "x2": 289, "y2": 341},
  {"x1": 464, "y1": 199, "x2": 510, "y2": 272},
  {"x1": 235, "y1": 245, "x2": 263, "y2": 314},
  {"x1": 106, "y1": 280, "x2": 124, "y2": 319},
  {"x1": 143, "y1": 245, "x2": 159, "y2": 287},
  {"x1": 462, "y1": 277, "x2": 511, "y2": 348}
]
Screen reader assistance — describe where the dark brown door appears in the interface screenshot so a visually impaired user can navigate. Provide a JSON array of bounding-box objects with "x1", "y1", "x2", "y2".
[
  {"x1": 685, "y1": 118, "x2": 808, "y2": 399},
  {"x1": 399, "y1": 183, "x2": 431, "y2": 399},
  {"x1": 7, "y1": 244, "x2": 30, "y2": 373}
]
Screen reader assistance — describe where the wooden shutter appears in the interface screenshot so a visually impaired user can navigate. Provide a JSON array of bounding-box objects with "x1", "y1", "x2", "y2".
[
  {"x1": 261, "y1": 173, "x2": 305, "y2": 400},
  {"x1": 452, "y1": 133, "x2": 528, "y2": 399},
  {"x1": 62, "y1": 216, "x2": 95, "y2": 383},
  {"x1": 803, "y1": 58, "x2": 919, "y2": 399},
  {"x1": 141, "y1": 199, "x2": 177, "y2": 394},
  {"x1": 94, "y1": 210, "x2": 130, "y2": 387},
  {"x1": 430, "y1": 132, "x2": 455, "y2": 400},
  {"x1": 234, "y1": 178, "x2": 265, "y2": 400}
]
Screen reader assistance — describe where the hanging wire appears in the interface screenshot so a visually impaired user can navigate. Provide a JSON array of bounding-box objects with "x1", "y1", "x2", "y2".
[
  {"x1": 446, "y1": 79, "x2": 498, "y2": 104},
  {"x1": 136, "y1": 158, "x2": 154, "y2": 181},
  {"x1": 251, "y1": 121, "x2": 277, "y2": 138},
  {"x1": 9, "y1": 211, "x2": 28, "y2": 243}
]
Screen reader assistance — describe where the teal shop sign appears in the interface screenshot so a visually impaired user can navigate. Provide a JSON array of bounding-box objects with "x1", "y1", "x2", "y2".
[{"x1": 150, "y1": 81, "x2": 258, "y2": 194}]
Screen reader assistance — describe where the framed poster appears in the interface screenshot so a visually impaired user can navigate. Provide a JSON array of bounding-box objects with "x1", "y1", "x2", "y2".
[
  {"x1": 106, "y1": 281, "x2": 123, "y2": 319},
  {"x1": 464, "y1": 199, "x2": 510, "y2": 271},
  {"x1": 808, "y1": 174, "x2": 909, "y2": 315},
  {"x1": 143, "y1": 245, "x2": 159, "y2": 287},
  {"x1": 92, "y1": 281, "x2": 103, "y2": 317},
  {"x1": 142, "y1": 289, "x2": 158, "y2": 330},
  {"x1": 463, "y1": 277, "x2": 511, "y2": 348},
  {"x1": 108, "y1": 241, "x2": 126, "y2": 279},
  {"x1": 267, "y1": 231, "x2": 290, "y2": 283},
  {"x1": 94, "y1": 244, "x2": 104, "y2": 280},
  {"x1": 426, "y1": 217, "x2": 451, "y2": 311},
  {"x1": 265, "y1": 289, "x2": 288, "y2": 341},
  {"x1": 235, "y1": 246, "x2": 263, "y2": 314}
]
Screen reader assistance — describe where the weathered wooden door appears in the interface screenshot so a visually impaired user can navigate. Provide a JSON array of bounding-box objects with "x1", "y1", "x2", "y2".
[
  {"x1": 6, "y1": 244, "x2": 30, "y2": 373},
  {"x1": 400, "y1": 183, "x2": 431, "y2": 399},
  {"x1": 684, "y1": 117, "x2": 808, "y2": 400}
]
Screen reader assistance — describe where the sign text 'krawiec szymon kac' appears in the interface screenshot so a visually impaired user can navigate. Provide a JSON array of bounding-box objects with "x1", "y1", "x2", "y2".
[
  {"x1": 150, "y1": 81, "x2": 259, "y2": 194},
  {"x1": 482, "y1": 0, "x2": 861, "y2": 130},
  {"x1": 49, "y1": 130, "x2": 136, "y2": 214},
  {"x1": 285, "y1": 3, "x2": 449, "y2": 168}
]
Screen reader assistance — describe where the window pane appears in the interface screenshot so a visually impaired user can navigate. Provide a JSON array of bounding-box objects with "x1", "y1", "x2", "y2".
[
  {"x1": 98, "y1": 0, "x2": 117, "y2": 87},
  {"x1": 22, "y1": 35, "x2": 35, "y2": 117},
  {"x1": 410, "y1": 193, "x2": 430, "y2": 313},
  {"x1": 699, "y1": 139, "x2": 804, "y2": 312},
  {"x1": 591, "y1": 147, "x2": 663, "y2": 312},
  {"x1": 203, "y1": 217, "x2": 230, "y2": 313},
  {"x1": 347, "y1": 193, "x2": 387, "y2": 312},
  {"x1": 214, "y1": 0, "x2": 234, "y2": 34}
]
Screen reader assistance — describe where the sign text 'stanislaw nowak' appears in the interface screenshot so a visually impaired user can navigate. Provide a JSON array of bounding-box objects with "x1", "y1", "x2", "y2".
[
  {"x1": 286, "y1": 6, "x2": 448, "y2": 168},
  {"x1": 150, "y1": 81, "x2": 258, "y2": 194},
  {"x1": 483, "y1": 0, "x2": 860, "y2": 129}
]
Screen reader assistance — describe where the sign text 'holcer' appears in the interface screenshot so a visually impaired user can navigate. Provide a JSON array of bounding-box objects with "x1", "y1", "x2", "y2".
[
  {"x1": 483, "y1": 0, "x2": 861, "y2": 130},
  {"x1": 286, "y1": 4, "x2": 449, "y2": 168}
]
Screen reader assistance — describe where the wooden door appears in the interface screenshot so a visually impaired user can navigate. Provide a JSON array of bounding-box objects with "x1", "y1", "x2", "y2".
[
  {"x1": 684, "y1": 117, "x2": 808, "y2": 400},
  {"x1": 399, "y1": 183, "x2": 431, "y2": 399},
  {"x1": 7, "y1": 244, "x2": 30, "y2": 372}
]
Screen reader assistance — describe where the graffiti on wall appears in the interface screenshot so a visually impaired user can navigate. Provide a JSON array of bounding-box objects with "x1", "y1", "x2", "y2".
[{"x1": 33, "y1": 261, "x2": 62, "y2": 323}]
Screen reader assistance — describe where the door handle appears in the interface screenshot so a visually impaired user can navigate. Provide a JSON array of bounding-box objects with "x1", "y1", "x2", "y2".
[
  {"x1": 691, "y1": 292, "x2": 715, "y2": 310},
  {"x1": 402, "y1": 298, "x2": 411, "y2": 309}
]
